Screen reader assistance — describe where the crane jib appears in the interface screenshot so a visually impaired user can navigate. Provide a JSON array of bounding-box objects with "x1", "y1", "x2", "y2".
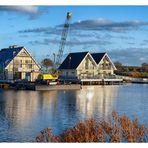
[{"x1": 55, "y1": 12, "x2": 72, "y2": 68}]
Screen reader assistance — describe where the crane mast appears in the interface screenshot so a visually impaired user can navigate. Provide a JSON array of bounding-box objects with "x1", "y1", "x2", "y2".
[
  {"x1": 38, "y1": 12, "x2": 72, "y2": 82},
  {"x1": 55, "y1": 12, "x2": 72, "y2": 68}
]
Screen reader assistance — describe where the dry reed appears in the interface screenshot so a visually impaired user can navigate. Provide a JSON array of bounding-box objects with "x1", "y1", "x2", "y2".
[{"x1": 36, "y1": 112, "x2": 148, "y2": 142}]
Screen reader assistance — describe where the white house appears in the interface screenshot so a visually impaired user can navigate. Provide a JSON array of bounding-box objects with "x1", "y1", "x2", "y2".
[
  {"x1": 0, "y1": 45, "x2": 40, "y2": 81},
  {"x1": 58, "y1": 51, "x2": 116, "y2": 79},
  {"x1": 91, "y1": 52, "x2": 117, "y2": 77}
]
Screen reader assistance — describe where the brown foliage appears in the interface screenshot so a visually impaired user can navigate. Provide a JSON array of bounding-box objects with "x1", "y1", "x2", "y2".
[
  {"x1": 36, "y1": 112, "x2": 148, "y2": 143},
  {"x1": 41, "y1": 58, "x2": 53, "y2": 70}
]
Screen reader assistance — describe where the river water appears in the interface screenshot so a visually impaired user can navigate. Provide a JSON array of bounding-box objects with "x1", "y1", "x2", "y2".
[{"x1": 0, "y1": 84, "x2": 147, "y2": 142}]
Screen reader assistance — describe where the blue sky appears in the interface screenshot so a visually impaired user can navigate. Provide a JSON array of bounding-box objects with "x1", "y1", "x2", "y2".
[{"x1": 0, "y1": 6, "x2": 148, "y2": 65}]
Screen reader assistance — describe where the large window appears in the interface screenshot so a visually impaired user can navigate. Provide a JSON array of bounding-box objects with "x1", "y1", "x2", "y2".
[
  {"x1": 28, "y1": 64, "x2": 32, "y2": 69},
  {"x1": 85, "y1": 58, "x2": 89, "y2": 69},
  {"x1": 101, "y1": 56, "x2": 111, "y2": 70},
  {"x1": 20, "y1": 60, "x2": 22, "y2": 68},
  {"x1": 20, "y1": 51, "x2": 28, "y2": 57}
]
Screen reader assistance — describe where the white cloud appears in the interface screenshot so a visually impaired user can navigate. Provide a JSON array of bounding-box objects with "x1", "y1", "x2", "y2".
[
  {"x1": 58, "y1": 18, "x2": 148, "y2": 32},
  {"x1": 108, "y1": 47, "x2": 148, "y2": 65},
  {"x1": 0, "y1": 6, "x2": 39, "y2": 14}
]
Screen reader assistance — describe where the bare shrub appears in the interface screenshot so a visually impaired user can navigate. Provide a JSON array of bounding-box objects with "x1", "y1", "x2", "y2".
[{"x1": 36, "y1": 112, "x2": 148, "y2": 142}]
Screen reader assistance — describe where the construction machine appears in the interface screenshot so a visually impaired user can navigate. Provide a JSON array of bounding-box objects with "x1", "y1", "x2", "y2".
[
  {"x1": 55, "y1": 12, "x2": 72, "y2": 68},
  {"x1": 38, "y1": 12, "x2": 72, "y2": 84}
]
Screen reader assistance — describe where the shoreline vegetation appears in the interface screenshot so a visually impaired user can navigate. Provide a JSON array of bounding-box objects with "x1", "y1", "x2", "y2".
[
  {"x1": 114, "y1": 62, "x2": 148, "y2": 78},
  {"x1": 36, "y1": 112, "x2": 148, "y2": 142}
]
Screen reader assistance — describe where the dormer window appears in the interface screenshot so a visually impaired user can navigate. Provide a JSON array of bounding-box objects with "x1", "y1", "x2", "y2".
[{"x1": 20, "y1": 51, "x2": 28, "y2": 57}]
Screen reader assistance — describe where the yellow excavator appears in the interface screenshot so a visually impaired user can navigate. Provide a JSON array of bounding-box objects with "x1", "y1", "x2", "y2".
[
  {"x1": 37, "y1": 12, "x2": 72, "y2": 84},
  {"x1": 37, "y1": 72, "x2": 58, "y2": 85},
  {"x1": 38, "y1": 73, "x2": 58, "y2": 81}
]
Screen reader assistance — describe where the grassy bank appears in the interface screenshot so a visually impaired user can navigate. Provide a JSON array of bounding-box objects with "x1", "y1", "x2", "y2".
[{"x1": 36, "y1": 112, "x2": 148, "y2": 142}]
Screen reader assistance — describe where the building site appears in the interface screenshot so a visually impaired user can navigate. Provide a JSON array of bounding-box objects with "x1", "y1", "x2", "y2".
[{"x1": 0, "y1": 12, "x2": 125, "y2": 90}]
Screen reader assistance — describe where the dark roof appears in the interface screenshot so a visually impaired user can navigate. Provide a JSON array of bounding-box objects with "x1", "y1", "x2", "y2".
[
  {"x1": 0, "y1": 46, "x2": 23, "y2": 66},
  {"x1": 59, "y1": 52, "x2": 88, "y2": 69},
  {"x1": 91, "y1": 52, "x2": 106, "y2": 64}
]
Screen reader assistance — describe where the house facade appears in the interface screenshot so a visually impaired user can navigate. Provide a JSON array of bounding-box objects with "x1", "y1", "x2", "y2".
[
  {"x1": 0, "y1": 46, "x2": 40, "y2": 81},
  {"x1": 58, "y1": 51, "x2": 116, "y2": 79},
  {"x1": 91, "y1": 53, "x2": 116, "y2": 77}
]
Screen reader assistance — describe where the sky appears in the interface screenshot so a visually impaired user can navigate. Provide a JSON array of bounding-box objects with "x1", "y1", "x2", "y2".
[{"x1": 0, "y1": 6, "x2": 148, "y2": 66}]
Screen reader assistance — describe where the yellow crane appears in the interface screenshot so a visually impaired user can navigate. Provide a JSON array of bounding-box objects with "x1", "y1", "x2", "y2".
[{"x1": 38, "y1": 12, "x2": 72, "y2": 83}]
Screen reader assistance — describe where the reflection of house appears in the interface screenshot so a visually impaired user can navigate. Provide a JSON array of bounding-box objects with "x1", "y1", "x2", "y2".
[
  {"x1": 0, "y1": 45, "x2": 40, "y2": 81},
  {"x1": 76, "y1": 86, "x2": 119, "y2": 120},
  {"x1": 59, "y1": 51, "x2": 116, "y2": 79}
]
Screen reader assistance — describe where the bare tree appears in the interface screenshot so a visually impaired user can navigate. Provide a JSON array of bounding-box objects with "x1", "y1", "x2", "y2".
[
  {"x1": 114, "y1": 61, "x2": 122, "y2": 67},
  {"x1": 141, "y1": 63, "x2": 148, "y2": 67},
  {"x1": 41, "y1": 58, "x2": 53, "y2": 72}
]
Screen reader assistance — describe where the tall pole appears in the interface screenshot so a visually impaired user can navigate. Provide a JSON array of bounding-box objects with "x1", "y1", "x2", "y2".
[
  {"x1": 13, "y1": 56, "x2": 14, "y2": 81},
  {"x1": 53, "y1": 53, "x2": 56, "y2": 69},
  {"x1": 53, "y1": 53, "x2": 56, "y2": 64},
  {"x1": 13, "y1": 51, "x2": 15, "y2": 81},
  {"x1": 3, "y1": 62, "x2": 5, "y2": 80}
]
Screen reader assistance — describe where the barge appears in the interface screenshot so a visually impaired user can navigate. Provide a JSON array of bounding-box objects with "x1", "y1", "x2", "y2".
[{"x1": 35, "y1": 84, "x2": 81, "y2": 91}]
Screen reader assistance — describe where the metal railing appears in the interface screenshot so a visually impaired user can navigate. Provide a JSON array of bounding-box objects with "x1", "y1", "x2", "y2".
[{"x1": 78, "y1": 75, "x2": 119, "y2": 79}]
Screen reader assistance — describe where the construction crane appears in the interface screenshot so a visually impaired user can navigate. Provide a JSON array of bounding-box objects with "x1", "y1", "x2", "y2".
[
  {"x1": 37, "y1": 12, "x2": 72, "y2": 84},
  {"x1": 55, "y1": 12, "x2": 72, "y2": 68}
]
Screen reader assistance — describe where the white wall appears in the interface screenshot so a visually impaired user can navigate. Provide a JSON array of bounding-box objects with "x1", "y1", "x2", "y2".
[
  {"x1": 97, "y1": 55, "x2": 115, "y2": 75},
  {"x1": 77, "y1": 54, "x2": 97, "y2": 78},
  {"x1": 6, "y1": 71, "x2": 13, "y2": 80},
  {"x1": 60, "y1": 69, "x2": 77, "y2": 77},
  {"x1": 4, "y1": 48, "x2": 40, "y2": 81}
]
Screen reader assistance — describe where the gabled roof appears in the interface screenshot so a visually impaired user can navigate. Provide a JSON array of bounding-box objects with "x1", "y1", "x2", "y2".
[
  {"x1": 0, "y1": 46, "x2": 23, "y2": 66},
  {"x1": 91, "y1": 52, "x2": 106, "y2": 64},
  {"x1": 59, "y1": 51, "x2": 116, "y2": 70},
  {"x1": 58, "y1": 52, "x2": 89, "y2": 69},
  {"x1": 0, "y1": 46, "x2": 40, "y2": 69},
  {"x1": 92, "y1": 52, "x2": 116, "y2": 70}
]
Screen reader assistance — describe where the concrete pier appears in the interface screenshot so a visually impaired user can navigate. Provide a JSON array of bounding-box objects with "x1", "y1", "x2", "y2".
[
  {"x1": 35, "y1": 84, "x2": 81, "y2": 91},
  {"x1": 81, "y1": 78, "x2": 123, "y2": 85}
]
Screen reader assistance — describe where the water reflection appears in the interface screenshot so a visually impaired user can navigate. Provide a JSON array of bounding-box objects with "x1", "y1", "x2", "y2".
[
  {"x1": 4, "y1": 91, "x2": 39, "y2": 127},
  {"x1": 0, "y1": 84, "x2": 147, "y2": 142},
  {"x1": 76, "y1": 86, "x2": 119, "y2": 120},
  {"x1": 0, "y1": 90, "x2": 79, "y2": 142}
]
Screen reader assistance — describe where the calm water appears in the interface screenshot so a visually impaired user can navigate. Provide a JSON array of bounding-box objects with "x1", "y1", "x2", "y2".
[{"x1": 0, "y1": 84, "x2": 147, "y2": 142}]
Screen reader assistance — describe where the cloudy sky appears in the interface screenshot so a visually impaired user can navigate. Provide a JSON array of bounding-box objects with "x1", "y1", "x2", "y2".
[{"x1": 0, "y1": 6, "x2": 148, "y2": 65}]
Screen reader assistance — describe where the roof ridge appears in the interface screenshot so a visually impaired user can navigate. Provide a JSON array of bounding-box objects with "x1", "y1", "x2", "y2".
[
  {"x1": 69, "y1": 51, "x2": 89, "y2": 54},
  {"x1": 91, "y1": 52, "x2": 106, "y2": 54},
  {"x1": 0, "y1": 46, "x2": 24, "y2": 51},
  {"x1": 0, "y1": 46, "x2": 24, "y2": 66}
]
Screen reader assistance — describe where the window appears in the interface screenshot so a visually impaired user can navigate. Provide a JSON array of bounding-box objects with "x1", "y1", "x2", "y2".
[
  {"x1": 20, "y1": 51, "x2": 28, "y2": 56},
  {"x1": 20, "y1": 60, "x2": 22, "y2": 68},
  {"x1": 28, "y1": 64, "x2": 32, "y2": 69},
  {"x1": 85, "y1": 58, "x2": 89, "y2": 69},
  {"x1": 71, "y1": 72, "x2": 75, "y2": 75}
]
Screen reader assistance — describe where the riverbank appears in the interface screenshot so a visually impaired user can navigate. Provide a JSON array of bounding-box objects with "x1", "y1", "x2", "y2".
[
  {"x1": 0, "y1": 77, "x2": 147, "y2": 91},
  {"x1": 118, "y1": 76, "x2": 148, "y2": 84}
]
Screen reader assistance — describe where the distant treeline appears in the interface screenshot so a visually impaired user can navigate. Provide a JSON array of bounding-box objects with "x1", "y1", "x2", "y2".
[{"x1": 114, "y1": 62, "x2": 148, "y2": 78}]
